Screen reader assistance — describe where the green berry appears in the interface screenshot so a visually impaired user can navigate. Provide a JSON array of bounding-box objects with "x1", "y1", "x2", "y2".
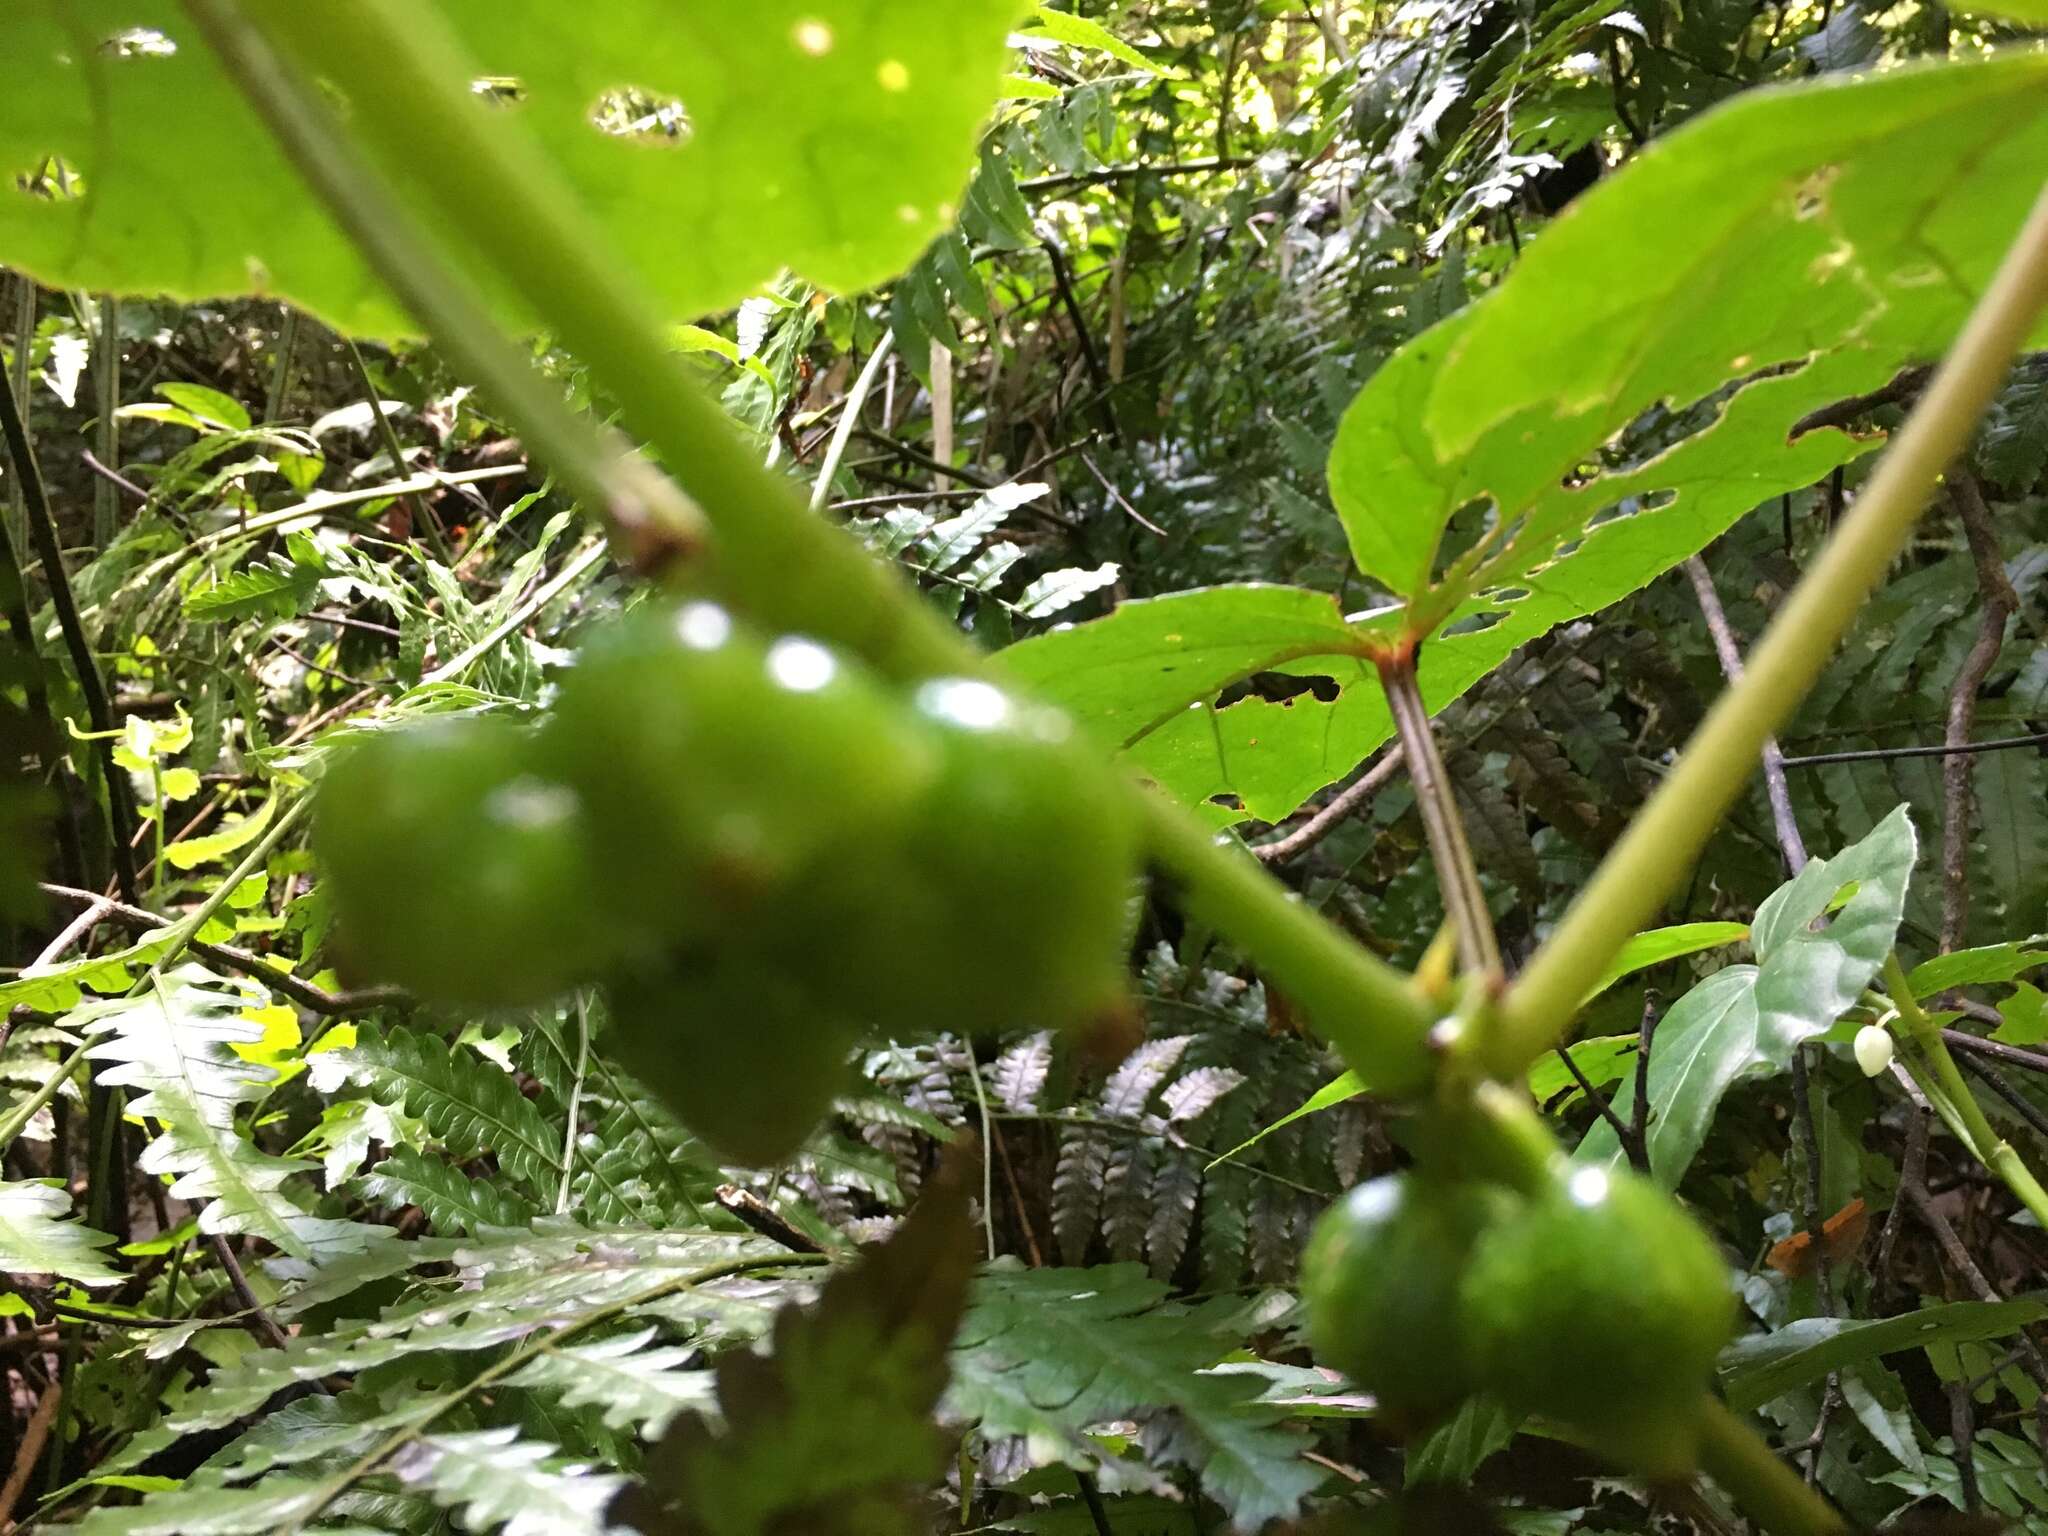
[
  {"x1": 1460, "y1": 1165, "x2": 1736, "y2": 1473},
  {"x1": 1302, "y1": 1173, "x2": 1518, "y2": 1435},
  {"x1": 315, "y1": 714, "x2": 614, "y2": 1006},
  {"x1": 543, "y1": 601, "x2": 937, "y2": 942},
  {"x1": 811, "y1": 677, "x2": 1138, "y2": 1034},
  {"x1": 604, "y1": 946, "x2": 860, "y2": 1167}
]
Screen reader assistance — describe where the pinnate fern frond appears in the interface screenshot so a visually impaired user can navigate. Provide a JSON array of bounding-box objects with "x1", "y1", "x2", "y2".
[
  {"x1": 0, "y1": 1178, "x2": 120, "y2": 1285},
  {"x1": 78, "y1": 967, "x2": 383, "y2": 1261},
  {"x1": 946, "y1": 1264, "x2": 1320, "y2": 1530},
  {"x1": 393, "y1": 1426, "x2": 625, "y2": 1536},
  {"x1": 321, "y1": 1023, "x2": 563, "y2": 1195}
]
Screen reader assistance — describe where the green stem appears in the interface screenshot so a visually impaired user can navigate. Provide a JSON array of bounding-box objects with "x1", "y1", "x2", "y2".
[
  {"x1": 1882, "y1": 953, "x2": 2048, "y2": 1228},
  {"x1": 175, "y1": 0, "x2": 704, "y2": 573},
  {"x1": 1141, "y1": 799, "x2": 1437, "y2": 1095},
  {"x1": 244, "y1": 0, "x2": 966, "y2": 678},
  {"x1": 1696, "y1": 1399, "x2": 1850, "y2": 1536},
  {"x1": 1489, "y1": 179, "x2": 2048, "y2": 1078},
  {"x1": 343, "y1": 336, "x2": 451, "y2": 564},
  {"x1": 93, "y1": 293, "x2": 118, "y2": 548},
  {"x1": 197, "y1": 0, "x2": 1443, "y2": 1093},
  {"x1": 812, "y1": 332, "x2": 895, "y2": 513}
]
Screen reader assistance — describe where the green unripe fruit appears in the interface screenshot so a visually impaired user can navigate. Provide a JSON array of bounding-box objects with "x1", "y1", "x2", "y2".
[
  {"x1": 315, "y1": 715, "x2": 614, "y2": 1006},
  {"x1": 605, "y1": 948, "x2": 859, "y2": 1167},
  {"x1": 814, "y1": 677, "x2": 1138, "y2": 1034},
  {"x1": 1460, "y1": 1165, "x2": 1736, "y2": 1474},
  {"x1": 544, "y1": 601, "x2": 936, "y2": 942},
  {"x1": 1302, "y1": 1173, "x2": 1518, "y2": 1435}
]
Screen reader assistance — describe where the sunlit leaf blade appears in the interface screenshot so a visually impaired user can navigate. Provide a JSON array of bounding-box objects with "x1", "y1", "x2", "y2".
[{"x1": 0, "y1": 0, "x2": 1027, "y2": 335}]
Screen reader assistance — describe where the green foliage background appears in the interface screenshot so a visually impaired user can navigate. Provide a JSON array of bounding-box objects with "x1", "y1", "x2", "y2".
[{"x1": 2, "y1": 2, "x2": 2047, "y2": 1533}]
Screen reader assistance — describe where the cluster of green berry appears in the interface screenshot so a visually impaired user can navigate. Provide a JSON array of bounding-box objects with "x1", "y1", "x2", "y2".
[
  {"x1": 1303, "y1": 1160, "x2": 1735, "y2": 1473},
  {"x1": 314, "y1": 598, "x2": 1137, "y2": 1163}
]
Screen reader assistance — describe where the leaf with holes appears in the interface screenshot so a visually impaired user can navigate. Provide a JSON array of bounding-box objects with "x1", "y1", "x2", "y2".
[{"x1": 1, "y1": 0, "x2": 1026, "y2": 335}]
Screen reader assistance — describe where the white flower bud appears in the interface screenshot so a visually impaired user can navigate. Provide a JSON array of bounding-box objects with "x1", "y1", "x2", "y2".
[{"x1": 1854, "y1": 1023, "x2": 1895, "y2": 1078}]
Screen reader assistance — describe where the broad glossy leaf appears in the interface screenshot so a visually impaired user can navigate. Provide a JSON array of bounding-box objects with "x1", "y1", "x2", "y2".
[
  {"x1": 1719, "y1": 1296, "x2": 2048, "y2": 1413},
  {"x1": 1335, "y1": 54, "x2": 2048, "y2": 628},
  {"x1": 1579, "y1": 807, "x2": 1916, "y2": 1187},
  {"x1": 0, "y1": 1, "x2": 1025, "y2": 334},
  {"x1": 1584, "y1": 921, "x2": 1751, "y2": 1000},
  {"x1": 1052, "y1": 56, "x2": 2048, "y2": 826},
  {"x1": 1906, "y1": 942, "x2": 2048, "y2": 996}
]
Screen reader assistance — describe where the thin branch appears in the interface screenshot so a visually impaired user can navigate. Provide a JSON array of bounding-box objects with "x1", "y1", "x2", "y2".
[
  {"x1": 1018, "y1": 156, "x2": 1258, "y2": 194},
  {"x1": 37, "y1": 882, "x2": 404, "y2": 1015},
  {"x1": 1787, "y1": 363, "x2": 1934, "y2": 438},
  {"x1": 1683, "y1": 556, "x2": 1807, "y2": 873},
  {"x1": 1253, "y1": 745, "x2": 1406, "y2": 862},
  {"x1": 1555, "y1": 1043, "x2": 1636, "y2": 1158},
  {"x1": 1941, "y1": 1026, "x2": 2048, "y2": 1077},
  {"x1": 1779, "y1": 731, "x2": 2048, "y2": 768},
  {"x1": 1941, "y1": 472, "x2": 2019, "y2": 950},
  {"x1": 811, "y1": 334, "x2": 895, "y2": 512},
  {"x1": 206, "y1": 1236, "x2": 291, "y2": 1350},
  {"x1": 0, "y1": 364, "x2": 139, "y2": 904},
  {"x1": 1378, "y1": 651, "x2": 1500, "y2": 977}
]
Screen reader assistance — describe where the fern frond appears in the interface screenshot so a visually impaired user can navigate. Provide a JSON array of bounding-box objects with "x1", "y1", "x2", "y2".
[
  {"x1": 393, "y1": 1426, "x2": 625, "y2": 1536},
  {"x1": 1161, "y1": 1066, "x2": 1243, "y2": 1124},
  {"x1": 356, "y1": 1146, "x2": 538, "y2": 1235},
  {"x1": 0, "y1": 1178, "x2": 121, "y2": 1285},
  {"x1": 1145, "y1": 1152, "x2": 1202, "y2": 1282},
  {"x1": 503, "y1": 1326, "x2": 714, "y2": 1435},
  {"x1": 947, "y1": 1264, "x2": 1321, "y2": 1529},
  {"x1": 323, "y1": 1023, "x2": 563, "y2": 1197},
  {"x1": 990, "y1": 1031, "x2": 1053, "y2": 1112},
  {"x1": 78, "y1": 967, "x2": 383, "y2": 1262},
  {"x1": 1100, "y1": 1035, "x2": 1193, "y2": 1119}
]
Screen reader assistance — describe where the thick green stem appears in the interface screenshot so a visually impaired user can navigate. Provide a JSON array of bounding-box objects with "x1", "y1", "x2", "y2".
[
  {"x1": 200, "y1": 0, "x2": 1442, "y2": 1092},
  {"x1": 1696, "y1": 1400, "x2": 1850, "y2": 1536},
  {"x1": 1489, "y1": 179, "x2": 2048, "y2": 1078},
  {"x1": 247, "y1": 0, "x2": 965, "y2": 675},
  {"x1": 1882, "y1": 954, "x2": 2048, "y2": 1228},
  {"x1": 177, "y1": 0, "x2": 703, "y2": 573},
  {"x1": 1143, "y1": 800, "x2": 1437, "y2": 1095}
]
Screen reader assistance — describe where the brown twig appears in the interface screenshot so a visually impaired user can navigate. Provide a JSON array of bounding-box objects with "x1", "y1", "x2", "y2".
[
  {"x1": 1683, "y1": 556, "x2": 1807, "y2": 873},
  {"x1": 1252, "y1": 746, "x2": 1407, "y2": 862},
  {"x1": 37, "y1": 883, "x2": 405, "y2": 1015},
  {"x1": 713, "y1": 1184, "x2": 826, "y2": 1254},
  {"x1": 0, "y1": 1381, "x2": 60, "y2": 1529},
  {"x1": 1787, "y1": 363, "x2": 1935, "y2": 439},
  {"x1": 1941, "y1": 1027, "x2": 2048, "y2": 1078},
  {"x1": 1940, "y1": 474, "x2": 2018, "y2": 951},
  {"x1": 1555, "y1": 1042, "x2": 1638, "y2": 1162},
  {"x1": 207, "y1": 1235, "x2": 292, "y2": 1350},
  {"x1": 1018, "y1": 156, "x2": 1259, "y2": 194},
  {"x1": 1778, "y1": 731, "x2": 2048, "y2": 768}
]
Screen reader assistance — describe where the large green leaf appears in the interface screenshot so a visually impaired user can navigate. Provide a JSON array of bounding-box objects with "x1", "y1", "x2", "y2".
[
  {"x1": 1719, "y1": 1297, "x2": 2048, "y2": 1413},
  {"x1": 1578, "y1": 806, "x2": 1917, "y2": 1187},
  {"x1": 1018, "y1": 56, "x2": 2048, "y2": 826},
  {"x1": 0, "y1": 0, "x2": 1024, "y2": 334},
  {"x1": 1336, "y1": 54, "x2": 2048, "y2": 626}
]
